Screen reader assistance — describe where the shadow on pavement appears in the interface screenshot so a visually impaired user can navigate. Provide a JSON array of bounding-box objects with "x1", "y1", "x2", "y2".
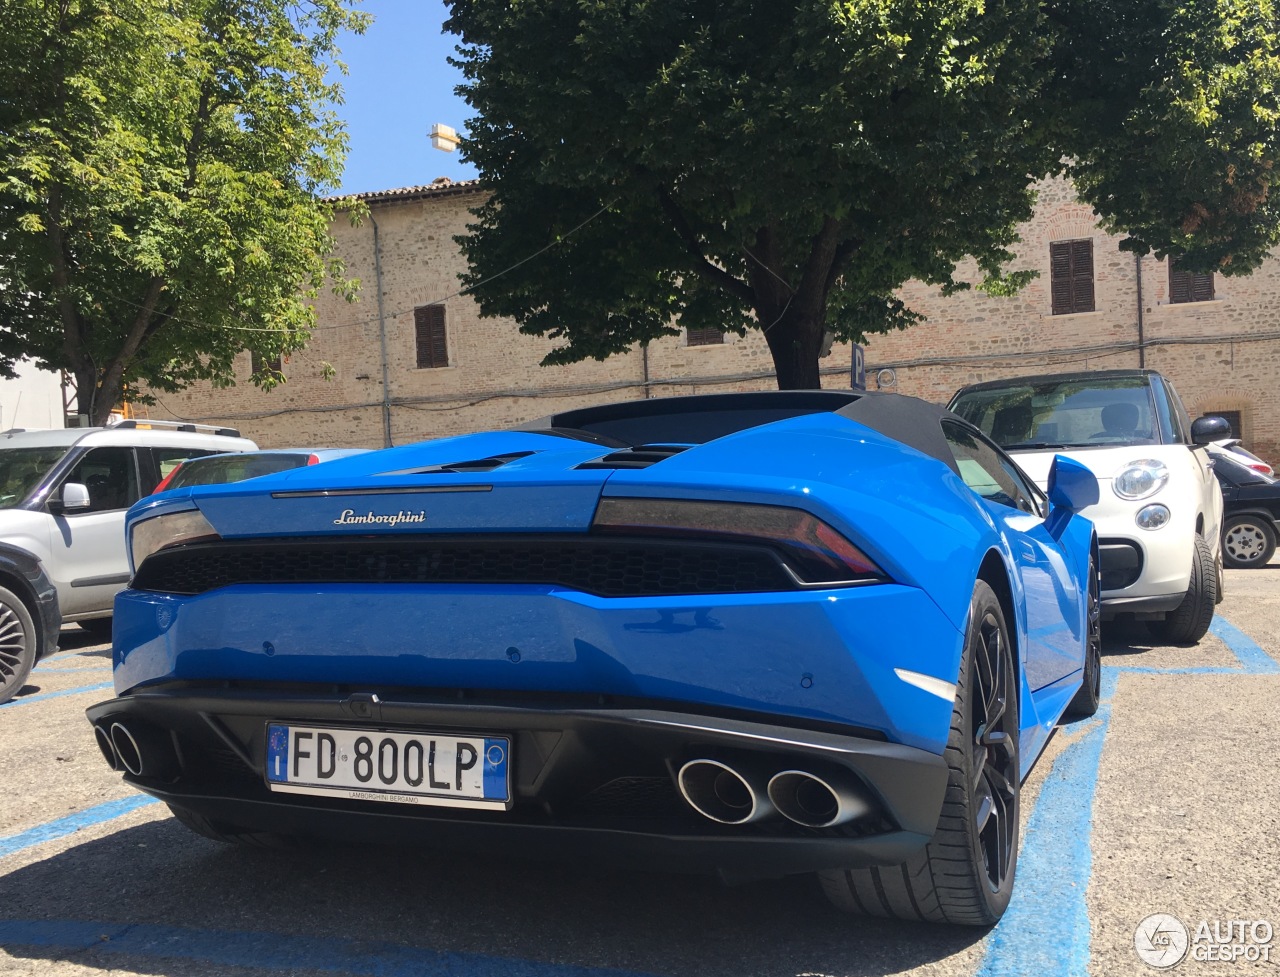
[
  {"x1": 1099, "y1": 617, "x2": 1161, "y2": 657},
  {"x1": 0, "y1": 816, "x2": 985, "y2": 977},
  {"x1": 55, "y1": 627, "x2": 109, "y2": 652}
]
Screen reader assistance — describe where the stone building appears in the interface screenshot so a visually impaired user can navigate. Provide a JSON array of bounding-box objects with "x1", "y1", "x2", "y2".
[{"x1": 150, "y1": 177, "x2": 1280, "y2": 461}]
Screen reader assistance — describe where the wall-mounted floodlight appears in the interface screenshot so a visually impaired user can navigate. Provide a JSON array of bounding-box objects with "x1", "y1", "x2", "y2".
[{"x1": 430, "y1": 123, "x2": 459, "y2": 152}]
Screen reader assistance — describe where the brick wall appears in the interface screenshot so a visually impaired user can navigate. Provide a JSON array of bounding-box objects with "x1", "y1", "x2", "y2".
[{"x1": 149, "y1": 177, "x2": 1280, "y2": 463}]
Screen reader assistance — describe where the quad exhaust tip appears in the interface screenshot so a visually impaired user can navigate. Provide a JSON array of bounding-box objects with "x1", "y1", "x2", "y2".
[
  {"x1": 109, "y1": 722, "x2": 145, "y2": 777},
  {"x1": 93, "y1": 724, "x2": 120, "y2": 772},
  {"x1": 767, "y1": 769, "x2": 871, "y2": 828},
  {"x1": 105, "y1": 720, "x2": 178, "y2": 779},
  {"x1": 676, "y1": 759, "x2": 775, "y2": 825}
]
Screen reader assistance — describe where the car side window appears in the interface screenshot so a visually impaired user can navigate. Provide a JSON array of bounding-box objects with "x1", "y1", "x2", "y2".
[
  {"x1": 1160, "y1": 380, "x2": 1193, "y2": 445},
  {"x1": 63, "y1": 447, "x2": 141, "y2": 513},
  {"x1": 942, "y1": 421, "x2": 1040, "y2": 515},
  {"x1": 146, "y1": 448, "x2": 218, "y2": 494}
]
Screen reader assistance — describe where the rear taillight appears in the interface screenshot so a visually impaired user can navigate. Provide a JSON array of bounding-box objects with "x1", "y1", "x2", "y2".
[
  {"x1": 129, "y1": 508, "x2": 221, "y2": 572},
  {"x1": 307, "y1": 454, "x2": 320, "y2": 465},
  {"x1": 592, "y1": 498, "x2": 884, "y2": 586},
  {"x1": 1249, "y1": 462, "x2": 1272, "y2": 475}
]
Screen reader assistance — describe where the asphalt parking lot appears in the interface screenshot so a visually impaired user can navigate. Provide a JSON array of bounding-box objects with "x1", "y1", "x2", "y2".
[{"x1": 2, "y1": 568, "x2": 1278, "y2": 977}]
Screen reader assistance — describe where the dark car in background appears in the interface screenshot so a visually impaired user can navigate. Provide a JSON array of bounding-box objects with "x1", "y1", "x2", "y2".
[
  {"x1": 0, "y1": 541, "x2": 61, "y2": 704},
  {"x1": 1211, "y1": 449, "x2": 1280, "y2": 568}
]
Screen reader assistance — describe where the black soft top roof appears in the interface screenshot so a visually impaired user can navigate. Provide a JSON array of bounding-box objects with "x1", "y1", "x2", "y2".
[{"x1": 520, "y1": 390, "x2": 961, "y2": 474}]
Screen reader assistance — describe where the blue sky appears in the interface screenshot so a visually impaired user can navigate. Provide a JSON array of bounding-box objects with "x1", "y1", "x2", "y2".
[{"x1": 333, "y1": 1, "x2": 479, "y2": 195}]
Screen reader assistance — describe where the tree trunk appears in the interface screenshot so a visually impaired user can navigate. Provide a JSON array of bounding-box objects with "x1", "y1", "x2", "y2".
[
  {"x1": 90, "y1": 277, "x2": 166, "y2": 425},
  {"x1": 750, "y1": 217, "x2": 842, "y2": 390},
  {"x1": 72, "y1": 361, "x2": 98, "y2": 424},
  {"x1": 89, "y1": 374, "x2": 119, "y2": 427},
  {"x1": 762, "y1": 311, "x2": 825, "y2": 389}
]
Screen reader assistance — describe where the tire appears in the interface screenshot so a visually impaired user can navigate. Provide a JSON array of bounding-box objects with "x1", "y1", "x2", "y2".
[
  {"x1": 819, "y1": 580, "x2": 1019, "y2": 925},
  {"x1": 78, "y1": 617, "x2": 114, "y2": 642},
  {"x1": 0, "y1": 586, "x2": 38, "y2": 706},
  {"x1": 1148, "y1": 535, "x2": 1217, "y2": 645},
  {"x1": 1221, "y1": 515, "x2": 1277, "y2": 569},
  {"x1": 1064, "y1": 551, "x2": 1101, "y2": 719},
  {"x1": 167, "y1": 804, "x2": 309, "y2": 849}
]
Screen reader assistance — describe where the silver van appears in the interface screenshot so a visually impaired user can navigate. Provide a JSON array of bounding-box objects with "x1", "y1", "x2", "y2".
[{"x1": 0, "y1": 421, "x2": 256, "y2": 643}]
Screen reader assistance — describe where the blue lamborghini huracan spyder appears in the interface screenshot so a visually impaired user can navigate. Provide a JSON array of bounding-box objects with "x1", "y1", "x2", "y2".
[{"x1": 88, "y1": 391, "x2": 1101, "y2": 925}]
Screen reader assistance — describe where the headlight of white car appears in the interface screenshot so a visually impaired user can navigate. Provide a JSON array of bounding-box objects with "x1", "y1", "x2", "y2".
[
  {"x1": 1112, "y1": 459, "x2": 1169, "y2": 501},
  {"x1": 129, "y1": 509, "x2": 220, "y2": 572}
]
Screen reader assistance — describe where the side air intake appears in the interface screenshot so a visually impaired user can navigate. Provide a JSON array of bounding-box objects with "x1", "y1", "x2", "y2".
[{"x1": 576, "y1": 445, "x2": 691, "y2": 470}]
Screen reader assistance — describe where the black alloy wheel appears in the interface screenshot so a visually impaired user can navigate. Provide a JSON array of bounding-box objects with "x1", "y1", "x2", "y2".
[
  {"x1": 0, "y1": 586, "x2": 37, "y2": 705},
  {"x1": 1065, "y1": 552, "x2": 1102, "y2": 718},
  {"x1": 970, "y1": 597, "x2": 1019, "y2": 892},
  {"x1": 820, "y1": 580, "x2": 1019, "y2": 924}
]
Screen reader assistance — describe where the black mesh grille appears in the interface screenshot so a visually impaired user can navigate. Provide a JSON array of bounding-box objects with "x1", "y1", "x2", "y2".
[{"x1": 132, "y1": 535, "x2": 798, "y2": 598}]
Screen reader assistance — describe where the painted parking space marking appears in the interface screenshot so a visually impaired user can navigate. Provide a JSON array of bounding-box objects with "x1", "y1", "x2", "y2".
[
  {"x1": 975, "y1": 611, "x2": 1273, "y2": 975},
  {"x1": 37, "y1": 647, "x2": 112, "y2": 666},
  {"x1": 0, "y1": 795, "x2": 160, "y2": 860},
  {"x1": 1207, "y1": 616, "x2": 1280, "y2": 673},
  {"x1": 0, "y1": 682, "x2": 111, "y2": 709},
  {"x1": 0, "y1": 919, "x2": 661, "y2": 977},
  {"x1": 1106, "y1": 617, "x2": 1280, "y2": 677},
  {"x1": 974, "y1": 671, "x2": 1117, "y2": 977}
]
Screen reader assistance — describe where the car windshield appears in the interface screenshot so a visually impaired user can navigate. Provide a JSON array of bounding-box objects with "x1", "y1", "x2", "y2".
[
  {"x1": 167, "y1": 453, "x2": 309, "y2": 490},
  {"x1": 950, "y1": 377, "x2": 1160, "y2": 450},
  {"x1": 0, "y1": 446, "x2": 67, "y2": 508}
]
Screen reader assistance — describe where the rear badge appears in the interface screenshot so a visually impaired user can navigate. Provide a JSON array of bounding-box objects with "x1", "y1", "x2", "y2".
[{"x1": 333, "y1": 509, "x2": 427, "y2": 527}]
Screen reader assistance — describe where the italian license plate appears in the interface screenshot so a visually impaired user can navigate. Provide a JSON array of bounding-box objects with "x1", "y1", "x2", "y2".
[{"x1": 265, "y1": 723, "x2": 510, "y2": 810}]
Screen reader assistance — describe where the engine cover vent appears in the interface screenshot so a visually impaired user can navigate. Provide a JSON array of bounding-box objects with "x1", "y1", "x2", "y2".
[
  {"x1": 380, "y1": 451, "x2": 535, "y2": 476},
  {"x1": 576, "y1": 444, "x2": 691, "y2": 470}
]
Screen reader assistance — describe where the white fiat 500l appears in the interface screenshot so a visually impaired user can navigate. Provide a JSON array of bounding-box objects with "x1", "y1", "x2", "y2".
[{"x1": 950, "y1": 370, "x2": 1225, "y2": 644}]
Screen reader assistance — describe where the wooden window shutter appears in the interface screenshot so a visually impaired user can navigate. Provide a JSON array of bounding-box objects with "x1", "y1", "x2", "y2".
[
  {"x1": 687, "y1": 326, "x2": 724, "y2": 346},
  {"x1": 1050, "y1": 242, "x2": 1073, "y2": 315},
  {"x1": 414, "y1": 305, "x2": 448, "y2": 368},
  {"x1": 1169, "y1": 262, "x2": 1214, "y2": 304},
  {"x1": 1070, "y1": 239, "x2": 1094, "y2": 313},
  {"x1": 1050, "y1": 240, "x2": 1094, "y2": 315}
]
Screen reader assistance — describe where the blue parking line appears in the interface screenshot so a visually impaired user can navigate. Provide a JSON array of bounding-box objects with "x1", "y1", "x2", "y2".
[
  {"x1": 0, "y1": 682, "x2": 112, "y2": 709},
  {"x1": 0, "y1": 919, "x2": 661, "y2": 977},
  {"x1": 38, "y1": 647, "x2": 111, "y2": 665},
  {"x1": 0, "y1": 795, "x2": 160, "y2": 859},
  {"x1": 1208, "y1": 617, "x2": 1280, "y2": 674},
  {"x1": 974, "y1": 670, "x2": 1117, "y2": 977},
  {"x1": 976, "y1": 614, "x2": 1274, "y2": 973}
]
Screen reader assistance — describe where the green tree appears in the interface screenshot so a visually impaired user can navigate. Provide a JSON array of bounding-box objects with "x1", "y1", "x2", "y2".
[
  {"x1": 0, "y1": 0, "x2": 368, "y2": 424},
  {"x1": 445, "y1": 0, "x2": 1280, "y2": 389}
]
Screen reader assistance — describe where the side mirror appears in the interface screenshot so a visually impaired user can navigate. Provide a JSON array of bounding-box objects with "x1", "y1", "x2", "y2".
[
  {"x1": 1047, "y1": 455, "x2": 1099, "y2": 513},
  {"x1": 50, "y1": 482, "x2": 91, "y2": 513},
  {"x1": 1191, "y1": 415, "x2": 1232, "y2": 445}
]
